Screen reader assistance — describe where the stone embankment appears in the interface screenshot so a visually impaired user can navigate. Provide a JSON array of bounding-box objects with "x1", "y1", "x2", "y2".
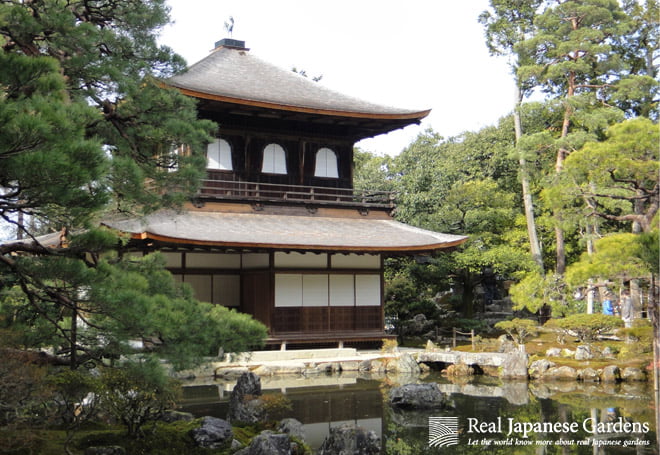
[
  {"x1": 175, "y1": 347, "x2": 530, "y2": 381},
  {"x1": 174, "y1": 344, "x2": 648, "y2": 384},
  {"x1": 174, "y1": 348, "x2": 425, "y2": 381}
]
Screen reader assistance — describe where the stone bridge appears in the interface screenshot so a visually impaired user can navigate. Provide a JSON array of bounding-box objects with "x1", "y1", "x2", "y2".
[{"x1": 416, "y1": 350, "x2": 528, "y2": 379}]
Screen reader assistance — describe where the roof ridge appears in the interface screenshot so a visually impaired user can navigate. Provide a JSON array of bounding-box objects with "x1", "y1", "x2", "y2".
[{"x1": 167, "y1": 46, "x2": 430, "y2": 120}]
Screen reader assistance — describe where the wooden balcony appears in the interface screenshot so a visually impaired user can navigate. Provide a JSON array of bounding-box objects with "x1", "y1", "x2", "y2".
[{"x1": 198, "y1": 175, "x2": 396, "y2": 209}]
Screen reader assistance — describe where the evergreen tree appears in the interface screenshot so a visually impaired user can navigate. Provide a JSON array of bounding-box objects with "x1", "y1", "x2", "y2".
[
  {"x1": 480, "y1": 0, "x2": 545, "y2": 270},
  {"x1": 516, "y1": 0, "x2": 633, "y2": 275},
  {"x1": 558, "y1": 117, "x2": 659, "y2": 233},
  {"x1": 381, "y1": 126, "x2": 533, "y2": 317},
  {"x1": 0, "y1": 0, "x2": 267, "y2": 368}
]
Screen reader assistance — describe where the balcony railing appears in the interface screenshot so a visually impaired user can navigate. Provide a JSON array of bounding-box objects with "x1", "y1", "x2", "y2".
[{"x1": 198, "y1": 177, "x2": 395, "y2": 208}]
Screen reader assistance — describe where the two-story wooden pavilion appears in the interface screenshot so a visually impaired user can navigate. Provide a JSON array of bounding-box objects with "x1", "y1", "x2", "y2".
[{"x1": 105, "y1": 39, "x2": 466, "y2": 348}]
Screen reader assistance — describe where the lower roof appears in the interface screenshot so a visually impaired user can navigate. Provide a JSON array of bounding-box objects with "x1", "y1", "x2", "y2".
[{"x1": 104, "y1": 210, "x2": 466, "y2": 253}]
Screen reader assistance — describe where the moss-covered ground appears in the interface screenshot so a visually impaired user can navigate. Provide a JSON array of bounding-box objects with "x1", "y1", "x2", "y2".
[
  {"x1": 1, "y1": 419, "x2": 299, "y2": 455},
  {"x1": 452, "y1": 327, "x2": 653, "y2": 372}
]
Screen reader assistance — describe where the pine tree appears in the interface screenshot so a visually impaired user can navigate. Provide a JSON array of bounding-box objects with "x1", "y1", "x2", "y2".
[{"x1": 0, "y1": 1, "x2": 267, "y2": 368}]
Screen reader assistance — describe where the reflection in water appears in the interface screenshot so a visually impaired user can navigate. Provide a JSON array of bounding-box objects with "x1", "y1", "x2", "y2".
[{"x1": 179, "y1": 372, "x2": 658, "y2": 454}]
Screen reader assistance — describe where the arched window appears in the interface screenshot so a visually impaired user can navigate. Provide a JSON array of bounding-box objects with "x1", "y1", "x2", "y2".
[
  {"x1": 207, "y1": 138, "x2": 233, "y2": 170},
  {"x1": 314, "y1": 147, "x2": 339, "y2": 178},
  {"x1": 261, "y1": 143, "x2": 287, "y2": 174}
]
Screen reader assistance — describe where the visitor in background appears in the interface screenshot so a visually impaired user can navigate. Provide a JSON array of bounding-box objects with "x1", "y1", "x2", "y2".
[{"x1": 602, "y1": 290, "x2": 614, "y2": 316}]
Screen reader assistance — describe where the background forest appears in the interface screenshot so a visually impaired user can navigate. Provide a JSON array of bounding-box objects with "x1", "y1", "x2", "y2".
[{"x1": 355, "y1": 0, "x2": 659, "y2": 330}]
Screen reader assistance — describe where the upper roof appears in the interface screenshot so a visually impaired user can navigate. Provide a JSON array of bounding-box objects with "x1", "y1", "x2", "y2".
[
  {"x1": 104, "y1": 209, "x2": 466, "y2": 254},
  {"x1": 166, "y1": 41, "x2": 430, "y2": 137}
]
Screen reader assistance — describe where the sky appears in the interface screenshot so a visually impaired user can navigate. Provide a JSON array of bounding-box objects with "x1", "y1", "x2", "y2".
[{"x1": 159, "y1": 0, "x2": 516, "y2": 156}]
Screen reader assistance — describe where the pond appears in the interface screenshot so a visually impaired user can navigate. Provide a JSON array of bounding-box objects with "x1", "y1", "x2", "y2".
[{"x1": 180, "y1": 372, "x2": 659, "y2": 454}]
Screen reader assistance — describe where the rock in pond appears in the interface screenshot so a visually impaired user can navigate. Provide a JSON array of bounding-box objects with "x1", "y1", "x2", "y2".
[
  {"x1": 392, "y1": 353, "x2": 421, "y2": 374},
  {"x1": 228, "y1": 372, "x2": 264, "y2": 424},
  {"x1": 621, "y1": 367, "x2": 646, "y2": 382},
  {"x1": 444, "y1": 362, "x2": 474, "y2": 376},
  {"x1": 234, "y1": 431, "x2": 293, "y2": 455},
  {"x1": 278, "y1": 417, "x2": 306, "y2": 441},
  {"x1": 500, "y1": 352, "x2": 529, "y2": 379},
  {"x1": 577, "y1": 368, "x2": 600, "y2": 382},
  {"x1": 389, "y1": 383, "x2": 449, "y2": 409},
  {"x1": 189, "y1": 416, "x2": 233, "y2": 450},
  {"x1": 529, "y1": 359, "x2": 556, "y2": 379},
  {"x1": 542, "y1": 366, "x2": 578, "y2": 381},
  {"x1": 317, "y1": 423, "x2": 381, "y2": 455},
  {"x1": 601, "y1": 365, "x2": 621, "y2": 383}
]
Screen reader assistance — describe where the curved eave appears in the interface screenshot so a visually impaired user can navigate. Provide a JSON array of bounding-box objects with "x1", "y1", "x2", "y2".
[
  {"x1": 173, "y1": 86, "x2": 431, "y2": 122},
  {"x1": 129, "y1": 231, "x2": 466, "y2": 253}
]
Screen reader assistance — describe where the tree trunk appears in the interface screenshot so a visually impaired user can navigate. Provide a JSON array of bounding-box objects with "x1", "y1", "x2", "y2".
[
  {"x1": 514, "y1": 84, "x2": 544, "y2": 271},
  {"x1": 16, "y1": 211, "x2": 24, "y2": 240},
  {"x1": 555, "y1": 224, "x2": 566, "y2": 275},
  {"x1": 553, "y1": 69, "x2": 575, "y2": 276},
  {"x1": 70, "y1": 304, "x2": 78, "y2": 370},
  {"x1": 462, "y1": 272, "x2": 475, "y2": 318}
]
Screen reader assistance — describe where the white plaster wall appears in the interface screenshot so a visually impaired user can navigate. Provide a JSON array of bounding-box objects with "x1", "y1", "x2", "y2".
[
  {"x1": 331, "y1": 253, "x2": 380, "y2": 269},
  {"x1": 275, "y1": 252, "x2": 327, "y2": 268}
]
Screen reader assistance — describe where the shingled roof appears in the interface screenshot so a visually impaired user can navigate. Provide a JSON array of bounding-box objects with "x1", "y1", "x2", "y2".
[
  {"x1": 167, "y1": 40, "x2": 430, "y2": 124},
  {"x1": 104, "y1": 210, "x2": 466, "y2": 253}
]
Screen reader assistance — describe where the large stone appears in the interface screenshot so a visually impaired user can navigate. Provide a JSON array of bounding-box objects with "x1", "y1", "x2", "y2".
[
  {"x1": 528, "y1": 359, "x2": 556, "y2": 379},
  {"x1": 542, "y1": 366, "x2": 578, "y2": 381},
  {"x1": 393, "y1": 353, "x2": 421, "y2": 374},
  {"x1": 601, "y1": 365, "x2": 621, "y2": 383},
  {"x1": 545, "y1": 347, "x2": 561, "y2": 357},
  {"x1": 317, "y1": 423, "x2": 381, "y2": 455},
  {"x1": 577, "y1": 368, "x2": 600, "y2": 382},
  {"x1": 235, "y1": 431, "x2": 292, "y2": 455},
  {"x1": 621, "y1": 367, "x2": 646, "y2": 382},
  {"x1": 574, "y1": 345, "x2": 594, "y2": 361},
  {"x1": 278, "y1": 418, "x2": 305, "y2": 441},
  {"x1": 189, "y1": 416, "x2": 233, "y2": 450},
  {"x1": 228, "y1": 372, "x2": 264, "y2": 424},
  {"x1": 389, "y1": 383, "x2": 449, "y2": 409},
  {"x1": 500, "y1": 352, "x2": 529, "y2": 379},
  {"x1": 444, "y1": 363, "x2": 474, "y2": 376}
]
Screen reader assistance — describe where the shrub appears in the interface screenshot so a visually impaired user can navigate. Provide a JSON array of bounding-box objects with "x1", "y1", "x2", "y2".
[
  {"x1": 381, "y1": 338, "x2": 398, "y2": 353},
  {"x1": 48, "y1": 369, "x2": 101, "y2": 454},
  {"x1": 545, "y1": 314, "x2": 623, "y2": 342},
  {"x1": 619, "y1": 320, "x2": 653, "y2": 355},
  {"x1": 0, "y1": 348, "x2": 52, "y2": 453},
  {"x1": 454, "y1": 318, "x2": 489, "y2": 332},
  {"x1": 494, "y1": 318, "x2": 538, "y2": 345},
  {"x1": 99, "y1": 358, "x2": 181, "y2": 438},
  {"x1": 260, "y1": 393, "x2": 293, "y2": 420}
]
